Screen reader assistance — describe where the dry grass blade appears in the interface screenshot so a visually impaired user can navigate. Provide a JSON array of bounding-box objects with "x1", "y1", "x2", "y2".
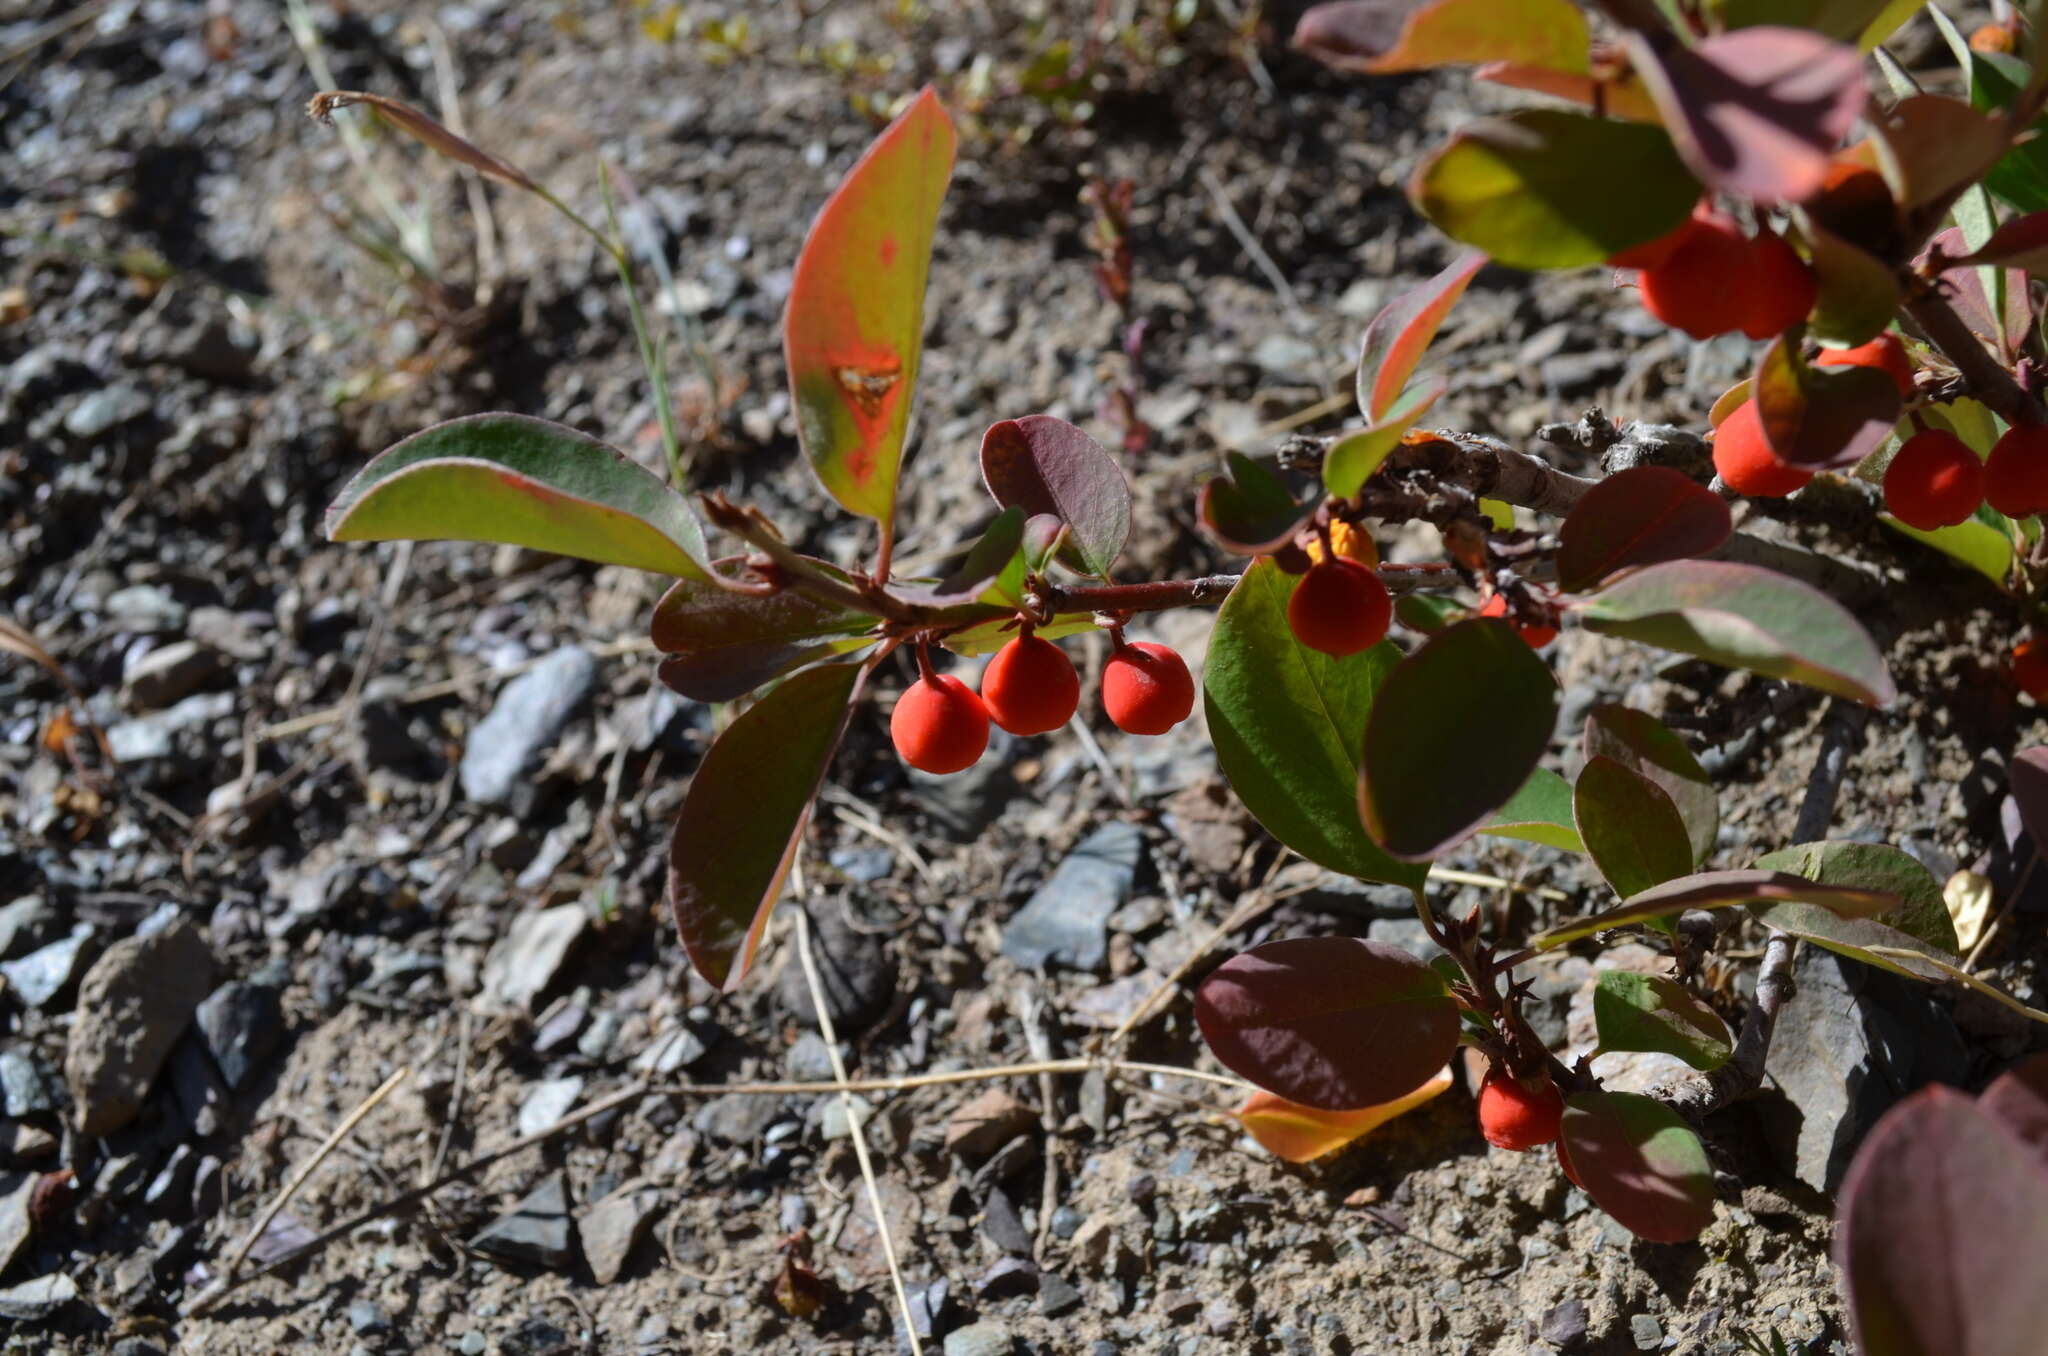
[
  {"x1": 1, "y1": 614, "x2": 112, "y2": 761},
  {"x1": 308, "y1": 90, "x2": 540, "y2": 194}
]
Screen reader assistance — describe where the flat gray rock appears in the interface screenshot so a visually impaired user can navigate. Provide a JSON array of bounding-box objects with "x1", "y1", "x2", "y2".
[
  {"x1": 63, "y1": 916, "x2": 214, "y2": 1136},
  {"x1": 0, "y1": 931, "x2": 94, "y2": 1009},
  {"x1": 0, "y1": 1173, "x2": 33, "y2": 1280},
  {"x1": 480, "y1": 904, "x2": 589, "y2": 1014},
  {"x1": 194, "y1": 980, "x2": 283, "y2": 1090},
  {"x1": 0, "y1": 897, "x2": 57, "y2": 961},
  {"x1": 471, "y1": 1172, "x2": 577, "y2": 1271},
  {"x1": 0, "y1": 1049, "x2": 64, "y2": 1118},
  {"x1": 0, "y1": 1270, "x2": 77, "y2": 1320},
  {"x1": 459, "y1": 646, "x2": 598, "y2": 806},
  {"x1": 1000, "y1": 821, "x2": 1144, "y2": 972},
  {"x1": 579, "y1": 1184, "x2": 660, "y2": 1284}
]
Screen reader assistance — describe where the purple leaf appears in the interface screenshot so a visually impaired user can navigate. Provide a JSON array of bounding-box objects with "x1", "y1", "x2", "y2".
[
  {"x1": 1533, "y1": 868, "x2": 1896, "y2": 949},
  {"x1": 1198, "y1": 453, "x2": 1311, "y2": 556},
  {"x1": 1979, "y1": 1054, "x2": 2048, "y2": 1162},
  {"x1": 980, "y1": 416, "x2": 1131, "y2": 579},
  {"x1": 1560, "y1": 1091, "x2": 1714, "y2": 1243},
  {"x1": 1557, "y1": 466, "x2": 1731, "y2": 593},
  {"x1": 1752, "y1": 332, "x2": 1902, "y2": 471},
  {"x1": 1582, "y1": 704, "x2": 1717, "y2": 866}
]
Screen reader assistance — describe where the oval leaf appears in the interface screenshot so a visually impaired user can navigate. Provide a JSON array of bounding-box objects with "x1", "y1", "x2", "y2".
[
  {"x1": 1752, "y1": 841, "x2": 1960, "y2": 954},
  {"x1": 1583, "y1": 704, "x2": 1718, "y2": 867},
  {"x1": 1235, "y1": 1066, "x2": 1454, "y2": 1163},
  {"x1": 785, "y1": 87, "x2": 957, "y2": 523},
  {"x1": 651, "y1": 569, "x2": 872, "y2": 656},
  {"x1": 1410, "y1": 110, "x2": 1700, "y2": 270},
  {"x1": 1979, "y1": 1053, "x2": 2048, "y2": 1158},
  {"x1": 657, "y1": 638, "x2": 870, "y2": 704},
  {"x1": 1593, "y1": 971, "x2": 1734, "y2": 1072},
  {"x1": 1560, "y1": 1090, "x2": 1715, "y2": 1243},
  {"x1": 1292, "y1": 0, "x2": 1588, "y2": 75},
  {"x1": 1534, "y1": 868, "x2": 1896, "y2": 949},
  {"x1": 1198, "y1": 453, "x2": 1310, "y2": 555},
  {"x1": 1575, "y1": 757, "x2": 1694, "y2": 900},
  {"x1": 667, "y1": 660, "x2": 866, "y2": 990},
  {"x1": 1572, "y1": 559, "x2": 1895, "y2": 706},
  {"x1": 1194, "y1": 936, "x2": 1459, "y2": 1111},
  {"x1": 1357, "y1": 250, "x2": 1484, "y2": 423},
  {"x1": 1360, "y1": 617, "x2": 1560, "y2": 862},
  {"x1": 1753, "y1": 334, "x2": 1901, "y2": 471},
  {"x1": 1204, "y1": 561, "x2": 1427, "y2": 888},
  {"x1": 1881, "y1": 511, "x2": 2016, "y2": 587},
  {"x1": 1802, "y1": 218, "x2": 1902, "y2": 347},
  {"x1": 326, "y1": 413, "x2": 708, "y2": 580},
  {"x1": 980, "y1": 416, "x2": 1132, "y2": 579},
  {"x1": 1746, "y1": 900, "x2": 1952, "y2": 981},
  {"x1": 1481, "y1": 766, "x2": 1585, "y2": 853},
  {"x1": 1557, "y1": 466, "x2": 1732, "y2": 593}
]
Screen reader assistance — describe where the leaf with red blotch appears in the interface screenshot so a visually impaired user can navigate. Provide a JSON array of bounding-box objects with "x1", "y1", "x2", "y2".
[
  {"x1": 1626, "y1": 26, "x2": 1866, "y2": 204},
  {"x1": 1235, "y1": 1066, "x2": 1454, "y2": 1163},
  {"x1": 785, "y1": 88, "x2": 956, "y2": 525},
  {"x1": 1290, "y1": 0, "x2": 1588, "y2": 76},
  {"x1": 980, "y1": 416, "x2": 1131, "y2": 579},
  {"x1": 1837, "y1": 1085, "x2": 2048, "y2": 1356},
  {"x1": 1195, "y1": 937, "x2": 1459, "y2": 1112},
  {"x1": 1560, "y1": 1091, "x2": 1714, "y2": 1243},
  {"x1": 1557, "y1": 466, "x2": 1731, "y2": 593},
  {"x1": 668, "y1": 660, "x2": 866, "y2": 990}
]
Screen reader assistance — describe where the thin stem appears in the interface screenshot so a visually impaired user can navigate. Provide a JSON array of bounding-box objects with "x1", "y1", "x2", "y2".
[
  {"x1": 1905, "y1": 286, "x2": 2043, "y2": 429},
  {"x1": 598, "y1": 168, "x2": 686, "y2": 486}
]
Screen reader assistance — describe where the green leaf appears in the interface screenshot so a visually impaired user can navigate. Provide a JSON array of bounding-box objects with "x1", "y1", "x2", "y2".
[
  {"x1": 1294, "y1": 0, "x2": 1590, "y2": 74},
  {"x1": 667, "y1": 660, "x2": 866, "y2": 990},
  {"x1": 1573, "y1": 560, "x2": 1896, "y2": 706},
  {"x1": 1802, "y1": 219, "x2": 1902, "y2": 347},
  {"x1": 1561, "y1": 1091, "x2": 1715, "y2": 1243},
  {"x1": 1583, "y1": 704, "x2": 1718, "y2": 866},
  {"x1": 785, "y1": 87, "x2": 956, "y2": 523},
  {"x1": 326, "y1": 413, "x2": 709, "y2": 579},
  {"x1": 1593, "y1": 971, "x2": 1734, "y2": 1071},
  {"x1": 1322, "y1": 383, "x2": 1444, "y2": 499},
  {"x1": 1203, "y1": 561, "x2": 1427, "y2": 888},
  {"x1": 650, "y1": 566, "x2": 877, "y2": 701},
  {"x1": 1394, "y1": 590, "x2": 1468, "y2": 636},
  {"x1": 1534, "y1": 868, "x2": 1896, "y2": 949},
  {"x1": 1575, "y1": 757, "x2": 1694, "y2": 899},
  {"x1": 1198, "y1": 452, "x2": 1309, "y2": 556},
  {"x1": 1359, "y1": 617, "x2": 1560, "y2": 862},
  {"x1": 1752, "y1": 842, "x2": 1960, "y2": 955},
  {"x1": 1747, "y1": 900, "x2": 1951, "y2": 981},
  {"x1": 938, "y1": 611, "x2": 1097, "y2": 657},
  {"x1": 1882, "y1": 505, "x2": 2016, "y2": 586},
  {"x1": 894, "y1": 507, "x2": 1028, "y2": 607},
  {"x1": 1481, "y1": 767, "x2": 1585, "y2": 853},
  {"x1": 1411, "y1": 110, "x2": 1699, "y2": 270},
  {"x1": 1971, "y1": 49, "x2": 2048, "y2": 214},
  {"x1": 1356, "y1": 251, "x2": 1485, "y2": 423}
]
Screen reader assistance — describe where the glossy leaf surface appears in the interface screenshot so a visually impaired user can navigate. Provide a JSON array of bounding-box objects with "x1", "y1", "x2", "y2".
[
  {"x1": 1753, "y1": 334, "x2": 1901, "y2": 471},
  {"x1": 980, "y1": 416, "x2": 1131, "y2": 579},
  {"x1": 1557, "y1": 466, "x2": 1731, "y2": 593},
  {"x1": 1359, "y1": 618, "x2": 1559, "y2": 861},
  {"x1": 668, "y1": 661, "x2": 865, "y2": 990},
  {"x1": 785, "y1": 88, "x2": 956, "y2": 523},
  {"x1": 1195, "y1": 937, "x2": 1459, "y2": 1111},
  {"x1": 1205, "y1": 561, "x2": 1427, "y2": 887},
  {"x1": 1748, "y1": 900, "x2": 1952, "y2": 981},
  {"x1": 1583, "y1": 705, "x2": 1717, "y2": 866},
  {"x1": 1534, "y1": 868, "x2": 1895, "y2": 949},
  {"x1": 1235, "y1": 1067, "x2": 1453, "y2": 1163},
  {"x1": 1573, "y1": 560, "x2": 1895, "y2": 706},
  {"x1": 327, "y1": 414, "x2": 708, "y2": 579},
  {"x1": 1560, "y1": 1091, "x2": 1715, "y2": 1243},
  {"x1": 1481, "y1": 767, "x2": 1584, "y2": 853},
  {"x1": 1575, "y1": 757, "x2": 1693, "y2": 900},
  {"x1": 1593, "y1": 972, "x2": 1733, "y2": 1071},
  {"x1": 1199, "y1": 453, "x2": 1310, "y2": 555},
  {"x1": 1752, "y1": 841, "x2": 1960, "y2": 954}
]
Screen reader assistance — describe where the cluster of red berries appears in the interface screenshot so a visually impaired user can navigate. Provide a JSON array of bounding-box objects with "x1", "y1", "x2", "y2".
[
  {"x1": 1712, "y1": 336, "x2": 1916, "y2": 498},
  {"x1": 889, "y1": 633, "x2": 1194, "y2": 775},
  {"x1": 1617, "y1": 208, "x2": 1816, "y2": 342},
  {"x1": 1880, "y1": 420, "x2": 2048, "y2": 532}
]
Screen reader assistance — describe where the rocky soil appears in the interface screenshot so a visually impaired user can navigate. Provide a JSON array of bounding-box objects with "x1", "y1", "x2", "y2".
[{"x1": 2, "y1": 2, "x2": 2043, "y2": 1354}]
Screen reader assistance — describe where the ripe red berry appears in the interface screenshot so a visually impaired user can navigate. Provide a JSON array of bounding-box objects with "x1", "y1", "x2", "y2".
[
  {"x1": 1478, "y1": 593, "x2": 1558, "y2": 649},
  {"x1": 1713, "y1": 400, "x2": 1813, "y2": 499},
  {"x1": 1815, "y1": 333, "x2": 1914, "y2": 397},
  {"x1": 1102, "y1": 640, "x2": 1194, "y2": 735},
  {"x1": 1638, "y1": 212, "x2": 1753, "y2": 340},
  {"x1": 981, "y1": 634, "x2": 1080, "y2": 736},
  {"x1": 1738, "y1": 231, "x2": 1817, "y2": 340},
  {"x1": 1986, "y1": 425, "x2": 2048, "y2": 519},
  {"x1": 1884, "y1": 430, "x2": 1984, "y2": 531},
  {"x1": 2014, "y1": 637, "x2": 2048, "y2": 701},
  {"x1": 1287, "y1": 559, "x2": 1391, "y2": 657},
  {"x1": 1607, "y1": 215, "x2": 1695, "y2": 273},
  {"x1": 890, "y1": 673, "x2": 989, "y2": 775},
  {"x1": 1477, "y1": 1070, "x2": 1564, "y2": 1151}
]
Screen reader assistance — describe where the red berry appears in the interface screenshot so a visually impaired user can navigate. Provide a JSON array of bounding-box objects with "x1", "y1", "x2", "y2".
[
  {"x1": 981, "y1": 634, "x2": 1080, "y2": 736},
  {"x1": 1639, "y1": 213, "x2": 1753, "y2": 340},
  {"x1": 1477, "y1": 1070, "x2": 1564, "y2": 1151},
  {"x1": 1608, "y1": 216, "x2": 1696, "y2": 272},
  {"x1": 1815, "y1": 333, "x2": 1914, "y2": 398},
  {"x1": 890, "y1": 673, "x2": 989, "y2": 775},
  {"x1": 1986, "y1": 425, "x2": 2048, "y2": 519},
  {"x1": 1713, "y1": 400, "x2": 1813, "y2": 498},
  {"x1": 1884, "y1": 430, "x2": 1984, "y2": 531},
  {"x1": 1478, "y1": 593, "x2": 1558, "y2": 649},
  {"x1": 1287, "y1": 559, "x2": 1391, "y2": 657},
  {"x1": 1102, "y1": 641, "x2": 1194, "y2": 735},
  {"x1": 1737, "y1": 231, "x2": 1818, "y2": 340},
  {"x1": 2014, "y1": 637, "x2": 2048, "y2": 701}
]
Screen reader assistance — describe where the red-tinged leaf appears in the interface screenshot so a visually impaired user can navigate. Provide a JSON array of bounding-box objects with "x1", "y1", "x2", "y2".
[
  {"x1": 785, "y1": 87, "x2": 957, "y2": 523},
  {"x1": 1838, "y1": 1086, "x2": 2048, "y2": 1356},
  {"x1": 2009, "y1": 747, "x2": 2048, "y2": 851},
  {"x1": 1556, "y1": 467, "x2": 1731, "y2": 593},
  {"x1": 1574, "y1": 756, "x2": 1693, "y2": 900},
  {"x1": 1747, "y1": 900, "x2": 1954, "y2": 981},
  {"x1": 1198, "y1": 453, "x2": 1311, "y2": 555},
  {"x1": 1592, "y1": 971, "x2": 1733, "y2": 1072},
  {"x1": 1194, "y1": 937, "x2": 1459, "y2": 1111},
  {"x1": 651, "y1": 567, "x2": 872, "y2": 656},
  {"x1": 1572, "y1": 559, "x2": 1895, "y2": 706},
  {"x1": 668, "y1": 660, "x2": 866, "y2": 990},
  {"x1": 1752, "y1": 841, "x2": 1960, "y2": 954},
  {"x1": 1752, "y1": 334, "x2": 1901, "y2": 471},
  {"x1": 1625, "y1": 26, "x2": 1866, "y2": 204},
  {"x1": 1410, "y1": 110, "x2": 1700, "y2": 270},
  {"x1": 1357, "y1": 251, "x2": 1484, "y2": 423},
  {"x1": 1533, "y1": 868, "x2": 1896, "y2": 948},
  {"x1": 1236, "y1": 1067, "x2": 1453, "y2": 1163},
  {"x1": 1323, "y1": 384, "x2": 1446, "y2": 499},
  {"x1": 1921, "y1": 229, "x2": 2032, "y2": 359},
  {"x1": 980, "y1": 416, "x2": 1131, "y2": 579},
  {"x1": 1359, "y1": 618, "x2": 1560, "y2": 862},
  {"x1": 1290, "y1": 0, "x2": 1587, "y2": 75},
  {"x1": 658, "y1": 640, "x2": 868, "y2": 704},
  {"x1": 1474, "y1": 62, "x2": 1664, "y2": 123},
  {"x1": 1560, "y1": 1091, "x2": 1715, "y2": 1243},
  {"x1": 1869, "y1": 94, "x2": 2013, "y2": 215},
  {"x1": 1583, "y1": 705, "x2": 1717, "y2": 866},
  {"x1": 1802, "y1": 218, "x2": 1902, "y2": 347},
  {"x1": 1979, "y1": 1053, "x2": 2048, "y2": 1160},
  {"x1": 1953, "y1": 209, "x2": 2048, "y2": 272},
  {"x1": 326, "y1": 414, "x2": 709, "y2": 579}
]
